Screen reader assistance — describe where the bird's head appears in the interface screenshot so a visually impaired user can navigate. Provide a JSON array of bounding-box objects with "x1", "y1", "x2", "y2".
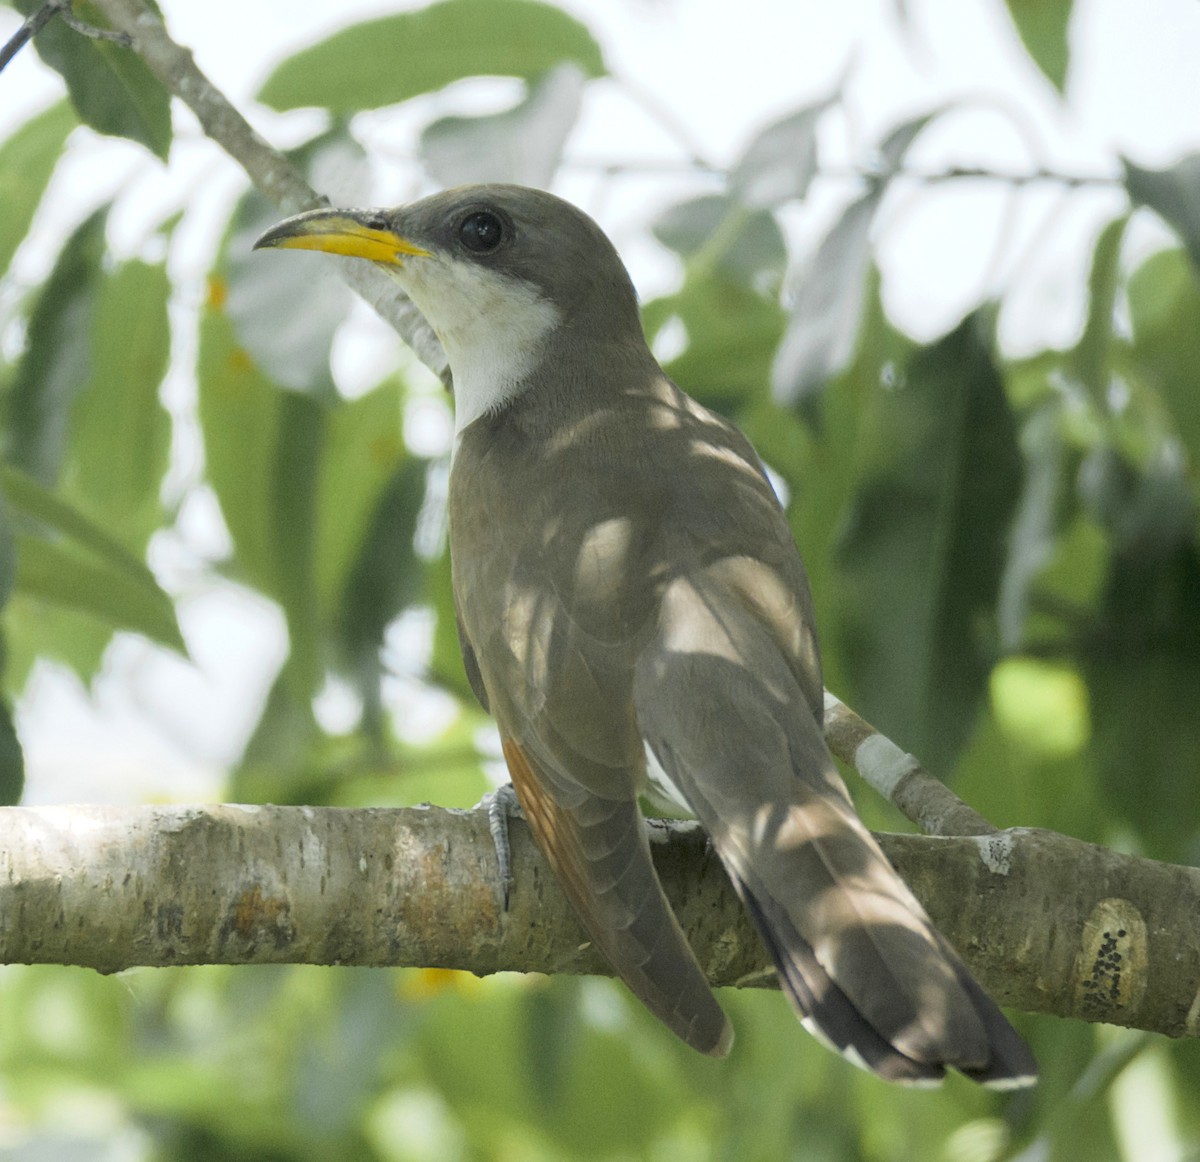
[{"x1": 255, "y1": 185, "x2": 649, "y2": 429}]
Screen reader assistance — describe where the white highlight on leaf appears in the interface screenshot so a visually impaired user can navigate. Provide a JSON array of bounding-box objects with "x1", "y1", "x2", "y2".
[{"x1": 420, "y1": 63, "x2": 587, "y2": 190}]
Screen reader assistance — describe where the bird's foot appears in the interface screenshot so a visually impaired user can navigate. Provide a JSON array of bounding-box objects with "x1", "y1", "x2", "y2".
[{"x1": 479, "y1": 783, "x2": 523, "y2": 911}]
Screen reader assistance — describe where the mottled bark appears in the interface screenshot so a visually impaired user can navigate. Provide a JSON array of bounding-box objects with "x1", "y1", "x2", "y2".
[{"x1": 2, "y1": 804, "x2": 1198, "y2": 1040}]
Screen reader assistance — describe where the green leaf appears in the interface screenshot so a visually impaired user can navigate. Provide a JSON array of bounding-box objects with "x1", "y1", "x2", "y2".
[
  {"x1": 642, "y1": 275, "x2": 785, "y2": 411},
  {"x1": 1127, "y1": 249, "x2": 1200, "y2": 473},
  {"x1": 729, "y1": 92, "x2": 837, "y2": 209},
  {"x1": 198, "y1": 294, "x2": 327, "y2": 699},
  {"x1": 419, "y1": 62, "x2": 585, "y2": 188},
  {"x1": 991, "y1": 656, "x2": 1090, "y2": 761},
  {"x1": 16, "y1": 0, "x2": 171, "y2": 160},
  {"x1": 418, "y1": 977, "x2": 686, "y2": 1160},
  {"x1": 233, "y1": 669, "x2": 321, "y2": 800},
  {"x1": 424, "y1": 547, "x2": 465, "y2": 704},
  {"x1": 4, "y1": 207, "x2": 108, "y2": 485},
  {"x1": 0, "y1": 101, "x2": 76, "y2": 278},
  {"x1": 64, "y1": 260, "x2": 171, "y2": 551},
  {"x1": 0, "y1": 697, "x2": 23, "y2": 805},
  {"x1": 1083, "y1": 478, "x2": 1200, "y2": 861},
  {"x1": 1123, "y1": 154, "x2": 1200, "y2": 276},
  {"x1": 334, "y1": 459, "x2": 428, "y2": 719},
  {"x1": 1013, "y1": 1032, "x2": 1157, "y2": 1162},
  {"x1": 767, "y1": 110, "x2": 940, "y2": 407},
  {"x1": 1004, "y1": 0, "x2": 1074, "y2": 92},
  {"x1": 333, "y1": 470, "x2": 428, "y2": 743},
  {"x1": 0, "y1": 490, "x2": 14, "y2": 613},
  {"x1": 0, "y1": 459, "x2": 181, "y2": 654},
  {"x1": 877, "y1": 108, "x2": 943, "y2": 169},
  {"x1": 0, "y1": 465, "x2": 181, "y2": 672},
  {"x1": 270, "y1": 391, "x2": 326, "y2": 698},
  {"x1": 771, "y1": 189, "x2": 882, "y2": 404},
  {"x1": 745, "y1": 269, "x2": 916, "y2": 701},
  {"x1": 314, "y1": 381, "x2": 408, "y2": 616},
  {"x1": 1035, "y1": 513, "x2": 1108, "y2": 617},
  {"x1": 258, "y1": 0, "x2": 606, "y2": 114},
  {"x1": 956, "y1": 692, "x2": 1101, "y2": 846},
  {"x1": 651, "y1": 194, "x2": 787, "y2": 291},
  {"x1": 315, "y1": 374, "x2": 430, "y2": 732},
  {"x1": 3, "y1": 595, "x2": 113, "y2": 692},
  {"x1": 0, "y1": 464, "x2": 157, "y2": 589},
  {"x1": 836, "y1": 311, "x2": 1023, "y2": 775},
  {"x1": 13, "y1": 532, "x2": 182, "y2": 652},
  {"x1": 226, "y1": 133, "x2": 367, "y2": 396},
  {"x1": 197, "y1": 303, "x2": 288, "y2": 596},
  {"x1": 1071, "y1": 215, "x2": 1128, "y2": 407},
  {"x1": 997, "y1": 402, "x2": 1072, "y2": 651}
]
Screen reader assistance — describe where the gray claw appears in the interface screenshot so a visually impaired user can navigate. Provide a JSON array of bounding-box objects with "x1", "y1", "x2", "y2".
[{"x1": 483, "y1": 783, "x2": 521, "y2": 910}]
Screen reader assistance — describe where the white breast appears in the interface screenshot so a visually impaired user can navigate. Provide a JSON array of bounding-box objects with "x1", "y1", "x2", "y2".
[{"x1": 391, "y1": 256, "x2": 560, "y2": 434}]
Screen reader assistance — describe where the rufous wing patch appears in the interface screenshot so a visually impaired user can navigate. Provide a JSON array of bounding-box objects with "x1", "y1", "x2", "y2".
[
  {"x1": 501, "y1": 736, "x2": 590, "y2": 916},
  {"x1": 499, "y1": 735, "x2": 732, "y2": 1057}
]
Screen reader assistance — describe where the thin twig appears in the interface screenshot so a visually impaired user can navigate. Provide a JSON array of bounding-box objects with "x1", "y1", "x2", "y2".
[
  {"x1": 369, "y1": 145, "x2": 1121, "y2": 190},
  {"x1": 89, "y1": 0, "x2": 450, "y2": 386},
  {"x1": 0, "y1": 0, "x2": 65, "y2": 75},
  {"x1": 613, "y1": 71, "x2": 718, "y2": 173},
  {"x1": 89, "y1": 0, "x2": 312, "y2": 210},
  {"x1": 60, "y1": 8, "x2": 131, "y2": 47},
  {"x1": 0, "y1": 0, "x2": 131, "y2": 77},
  {"x1": 823, "y1": 692, "x2": 996, "y2": 836},
  {"x1": 822, "y1": 163, "x2": 1123, "y2": 189}
]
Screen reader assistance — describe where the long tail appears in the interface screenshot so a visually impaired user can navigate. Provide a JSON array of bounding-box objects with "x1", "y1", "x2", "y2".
[
  {"x1": 501, "y1": 736, "x2": 733, "y2": 1057},
  {"x1": 634, "y1": 645, "x2": 1036, "y2": 1086}
]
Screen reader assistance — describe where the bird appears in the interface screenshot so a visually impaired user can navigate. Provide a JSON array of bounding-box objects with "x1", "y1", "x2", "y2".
[{"x1": 254, "y1": 184, "x2": 1037, "y2": 1087}]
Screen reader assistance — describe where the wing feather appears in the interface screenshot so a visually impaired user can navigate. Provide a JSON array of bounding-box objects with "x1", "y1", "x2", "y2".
[{"x1": 502, "y1": 736, "x2": 732, "y2": 1057}]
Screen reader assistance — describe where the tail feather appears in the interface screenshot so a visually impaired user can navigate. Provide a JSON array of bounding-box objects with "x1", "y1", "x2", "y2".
[
  {"x1": 942, "y1": 951, "x2": 1039, "y2": 1088},
  {"x1": 724, "y1": 787, "x2": 992, "y2": 1068},
  {"x1": 502, "y1": 736, "x2": 733, "y2": 1057},
  {"x1": 634, "y1": 634, "x2": 1037, "y2": 1086},
  {"x1": 738, "y1": 884, "x2": 945, "y2": 1085}
]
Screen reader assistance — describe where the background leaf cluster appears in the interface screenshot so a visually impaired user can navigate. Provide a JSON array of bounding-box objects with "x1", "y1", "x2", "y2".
[{"x1": 1, "y1": 0, "x2": 1199, "y2": 1158}]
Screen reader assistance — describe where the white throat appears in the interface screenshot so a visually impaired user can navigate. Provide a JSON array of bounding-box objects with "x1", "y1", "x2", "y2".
[{"x1": 390, "y1": 256, "x2": 560, "y2": 434}]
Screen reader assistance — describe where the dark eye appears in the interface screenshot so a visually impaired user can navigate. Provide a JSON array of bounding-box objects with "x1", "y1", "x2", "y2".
[{"x1": 459, "y1": 211, "x2": 504, "y2": 253}]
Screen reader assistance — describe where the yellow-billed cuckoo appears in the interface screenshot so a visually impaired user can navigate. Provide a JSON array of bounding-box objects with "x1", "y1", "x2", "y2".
[{"x1": 255, "y1": 185, "x2": 1036, "y2": 1087}]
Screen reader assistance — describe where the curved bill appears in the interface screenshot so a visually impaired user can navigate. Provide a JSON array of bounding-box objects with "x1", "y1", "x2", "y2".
[{"x1": 253, "y1": 208, "x2": 430, "y2": 266}]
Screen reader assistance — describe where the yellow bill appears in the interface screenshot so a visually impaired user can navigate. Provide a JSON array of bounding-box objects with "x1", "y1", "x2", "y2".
[{"x1": 253, "y1": 209, "x2": 430, "y2": 265}]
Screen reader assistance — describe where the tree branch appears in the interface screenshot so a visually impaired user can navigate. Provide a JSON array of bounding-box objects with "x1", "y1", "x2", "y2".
[
  {"x1": 0, "y1": 2, "x2": 74, "y2": 76},
  {"x1": 2, "y1": 803, "x2": 1198, "y2": 1040},
  {"x1": 89, "y1": 0, "x2": 451, "y2": 386},
  {"x1": 823, "y1": 692, "x2": 996, "y2": 836}
]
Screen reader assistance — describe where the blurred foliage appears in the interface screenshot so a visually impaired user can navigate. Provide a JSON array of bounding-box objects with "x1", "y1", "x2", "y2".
[
  {"x1": 1004, "y1": 0, "x2": 1074, "y2": 93},
  {"x1": 257, "y1": 0, "x2": 606, "y2": 114},
  {"x1": 12, "y1": 0, "x2": 172, "y2": 160},
  {"x1": 1, "y1": 0, "x2": 1200, "y2": 1157}
]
